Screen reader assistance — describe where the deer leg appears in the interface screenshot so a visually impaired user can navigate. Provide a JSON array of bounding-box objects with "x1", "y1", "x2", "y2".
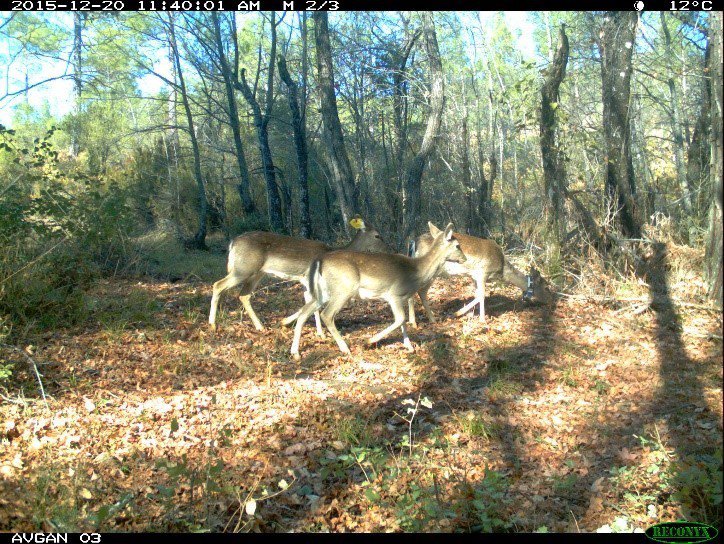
[
  {"x1": 419, "y1": 287, "x2": 437, "y2": 323},
  {"x1": 290, "y1": 298, "x2": 323, "y2": 360},
  {"x1": 239, "y1": 272, "x2": 264, "y2": 331},
  {"x1": 310, "y1": 293, "x2": 325, "y2": 338},
  {"x1": 209, "y1": 273, "x2": 244, "y2": 330},
  {"x1": 477, "y1": 273, "x2": 486, "y2": 321},
  {"x1": 455, "y1": 296, "x2": 480, "y2": 317},
  {"x1": 407, "y1": 298, "x2": 417, "y2": 328},
  {"x1": 369, "y1": 297, "x2": 408, "y2": 348},
  {"x1": 283, "y1": 290, "x2": 325, "y2": 337},
  {"x1": 320, "y1": 296, "x2": 352, "y2": 355},
  {"x1": 397, "y1": 298, "x2": 415, "y2": 352}
]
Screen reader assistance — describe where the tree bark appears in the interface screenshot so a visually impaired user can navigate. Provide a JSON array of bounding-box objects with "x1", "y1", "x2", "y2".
[
  {"x1": 688, "y1": 43, "x2": 711, "y2": 218},
  {"x1": 212, "y1": 13, "x2": 255, "y2": 216},
  {"x1": 597, "y1": 11, "x2": 641, "y2": 239},
  {"x1": 478, "y1": 152, "x2": 497, "y2": 237},
  {"x1": 392, "y1": 27, "x2": 420, "y2": 231},
  {"x1": 462, "y1": 112, "x2": 474, "y2": 233},
  {"x1": 705, "y1": 11, "x2": 723, "y2": 306},
  {"x1": 401, "y1": 12, "x2": 445, "y2": 244},
  {"x1": 660, "y1": 12, "x2": 693, "y2": 218},
  {"x1": 540, "y1": 23, "x2": 569, "y2": 248},
  {"x1": 235, "y1": 13, "x2": 284, "y2": 233},
  {"x1": 167, "y1": 13, "x2": 207, "y2": 249},
  {"x1": 278, "y1": 54, "x2": 312, "y2": 239},
  {"x1": 71, "y1": 12, "x2": 84, "y2": 156},
  {"x1": 313, "y1": 12, "x2": 357, "y2": 233}
]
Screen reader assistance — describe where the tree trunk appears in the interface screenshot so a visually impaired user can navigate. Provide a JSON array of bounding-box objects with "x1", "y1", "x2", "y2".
[
  {"x1": 705, "y1": 11, "x2": 723, "y2": 307},
  {"x1": 401, "y1": 12, "x2": 445, "y2": 244},
  {"x1": 313, "y1": 12, "x2": 357, "y2": 233},
  {"x1": 660, "y1": 12, "x2": 693, "y2": 219},
  {"x1": 278, "y1": 54, "x2": 312, "y2": 239},
  {"x1": 689, "y1": 43, "x2": 711, "y2": 219},
  {"x1": 462, "y1": 112, "x2": 474, "y2": 233},
  {"x1": 597, "y1": 11, "x2": 641, "y2": 239},
  {"x1": 71, "y1": 12, "x2": 84, "y2": 156},
  {"x1": 212, "y1": 13, "x2": 255, "y2": 216},
  {"x1": 479, "y1": 152, "x2": 497, "y2": 238},
  {"x1": 540, "y1": 23, "x2": 569, "y2": 249},
  {"x1": 168, "y1": 14, "x2": 207, "y2": 249},
  {"x1": 392, "y1": 27, "x2": 420, "y2": 231},
  {"x1": 478, "y1": 158, "x2": 489, "y2": 237},
  {"x1": 235, "y1": 13, "x2": 284, "y2": 233}
]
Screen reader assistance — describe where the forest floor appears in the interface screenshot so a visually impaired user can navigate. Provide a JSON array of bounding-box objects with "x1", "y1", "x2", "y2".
[{"x1": 0, "y1": 245, "x2": 722, "y2": 533}]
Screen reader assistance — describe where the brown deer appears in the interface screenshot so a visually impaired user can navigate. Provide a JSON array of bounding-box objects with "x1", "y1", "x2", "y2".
[
  {"x1": 290, "y1": 223, "x2": 466, "y2": 359},
  {"x1": 407, "y1": 224, "x2": 552, "y2": 325},
  {"x1": 209, "y1": 218, "x2": 391, "y2": 334}
]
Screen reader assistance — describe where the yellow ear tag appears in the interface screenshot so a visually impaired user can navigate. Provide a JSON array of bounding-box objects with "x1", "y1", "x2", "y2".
[{"x1": 349, "y1": 217, "x2": 365, "y2": 230}]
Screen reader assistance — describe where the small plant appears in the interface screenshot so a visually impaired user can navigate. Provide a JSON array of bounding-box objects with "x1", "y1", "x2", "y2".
[
  {"x1": 592, "y1": 378, "x2": 610, "y2": 395},
  {"x1": 486, "y1": 376, "x2": 524, "y2": 397},
  {"x1": 456, "y1": 411, "x2": 500, "y2": 441},
  {"x1": 560, "y1": 364, "x2": 579, "y2": 388},
  {"x1": 671, "y1": 449, "x2": 723, "y2": 526},
  {"x1": 335, "y1": 414, "x2": 372, "y2": 447},
  {"x1": 464, "y1": 468, "x2": 512, "y2": 532},
  {"x1": 394, "y1": 394, "x2": 433, "y2": 456}
]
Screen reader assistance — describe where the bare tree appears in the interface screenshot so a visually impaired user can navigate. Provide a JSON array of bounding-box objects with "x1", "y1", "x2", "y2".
[
  {"x1": 166, "y1": 13, "x2": 208, "y2": 249},
  {"x1": 705, "y1": 11, "x2": 722, "y2": 306},
  {"x1": 278, "y1": 53, "x2": 312, "y2": 239},
  {"x1": 401, "y1": 12, "x2": 445, "y2": 245},
  {"x1": 313, "y1": 12, "x2": 357, "y2": 234},
  {"x1": 211, "y1": 12, "x2": 255, "y2": 216},
  {"x1": 660, "y1": 12, "x2": 693, "y2": 219},
  {"x1": 540, "y1": 23, "x2": 569, "y2": 249},
  {"x1": 235, "y1": 12, "x2": 284, "y2": 233},
  {"x1": 596, "y1": 11, "x2": 641, "y2": 239},
  {"x1": 70, "y1": 12, "x2": 85, "y2": 156}
]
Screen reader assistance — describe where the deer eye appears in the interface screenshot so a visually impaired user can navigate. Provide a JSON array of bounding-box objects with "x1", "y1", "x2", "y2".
[{"x1": 374, "y1": 234, "x2": 381, "y2": 239}]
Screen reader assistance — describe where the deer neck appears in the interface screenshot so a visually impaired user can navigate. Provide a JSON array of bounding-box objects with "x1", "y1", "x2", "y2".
[
  {"x1": 415, "y1": 239, "x2": 450, "y2": 285},
  {"x1": 503, "y1": 261, "x2": 528, "y2": 291}
]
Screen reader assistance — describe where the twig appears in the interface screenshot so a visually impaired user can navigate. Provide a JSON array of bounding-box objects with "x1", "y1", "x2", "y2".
[
  {"x1": 0, "y1": 344, "x2": 49, "y2": 409},
  {"x1": 0, "y1": 391, "x2": 28, "y2": 406},
  {"x1": 569, "y1": 509, "x2": 581, "y2": 533}
]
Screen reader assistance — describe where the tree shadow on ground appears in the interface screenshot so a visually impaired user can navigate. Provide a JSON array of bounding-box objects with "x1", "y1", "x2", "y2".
[
  {"x1": 643, "y1": 242, "x2": 722, "y2": 527},
  {"x1": 267, "y1": 295, "x2": 564, "y2": 531}
]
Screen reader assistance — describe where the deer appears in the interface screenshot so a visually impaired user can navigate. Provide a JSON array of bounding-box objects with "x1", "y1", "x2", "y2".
[
  {"x1": 208, "y1": 217, "x2": 392, "y2": 335},
  {"x1": 407, "y1": 223, "x2": 552, "y2": 326},
  {"x1": 290, "y1": 222, "x2": 466, "y2": 360}
]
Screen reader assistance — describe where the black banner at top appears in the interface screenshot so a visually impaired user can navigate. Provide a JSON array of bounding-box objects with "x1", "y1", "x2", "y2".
[{"x1": 6, "y1": 0, "x2": 721, "y2": 11}]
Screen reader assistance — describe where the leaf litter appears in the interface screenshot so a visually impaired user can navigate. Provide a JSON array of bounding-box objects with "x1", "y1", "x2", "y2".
[{"x1": 0, "y1": 275, "x2": 721, "y2": 532}]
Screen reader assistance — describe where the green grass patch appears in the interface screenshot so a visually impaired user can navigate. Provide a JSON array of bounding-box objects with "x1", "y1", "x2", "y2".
[{"x1": 455, "y1": 411, "x2": 501, "y2": 441}]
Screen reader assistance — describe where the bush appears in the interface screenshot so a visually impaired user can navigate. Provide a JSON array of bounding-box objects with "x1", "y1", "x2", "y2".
[{"x1": 0, "y1": 125, "x2": 140, "y2": 340}]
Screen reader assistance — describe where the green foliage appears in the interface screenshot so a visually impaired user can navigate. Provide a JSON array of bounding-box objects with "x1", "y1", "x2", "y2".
[
  {"x1": 672, "y1": 449, "x2": 723, "y2": 526},
  {"x1": 0, "y1": 125, "x2": 140, "y2": 337},
  {"x1": 456, "y1": 411, "x2": 501, "y2": 441},
  {"x1": 334, "y1": 415, "x2": 373, "y2": 448},
  {"x1": 468, "y1": 469, "x2": 513, "y2": 532}
]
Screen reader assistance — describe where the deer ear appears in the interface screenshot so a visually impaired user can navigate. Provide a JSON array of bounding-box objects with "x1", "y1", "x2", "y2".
[
  {"x1": 444, "y1": 223, "x2": 455, "y2": 241},
  {"x1": 428, "y1": 222, "x2": 442, "y2": 236}
]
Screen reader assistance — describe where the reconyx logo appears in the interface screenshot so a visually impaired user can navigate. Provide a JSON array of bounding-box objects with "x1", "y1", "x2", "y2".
[{"x1": 645, "y1": 521, "x2": 719, "y2": 544}]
